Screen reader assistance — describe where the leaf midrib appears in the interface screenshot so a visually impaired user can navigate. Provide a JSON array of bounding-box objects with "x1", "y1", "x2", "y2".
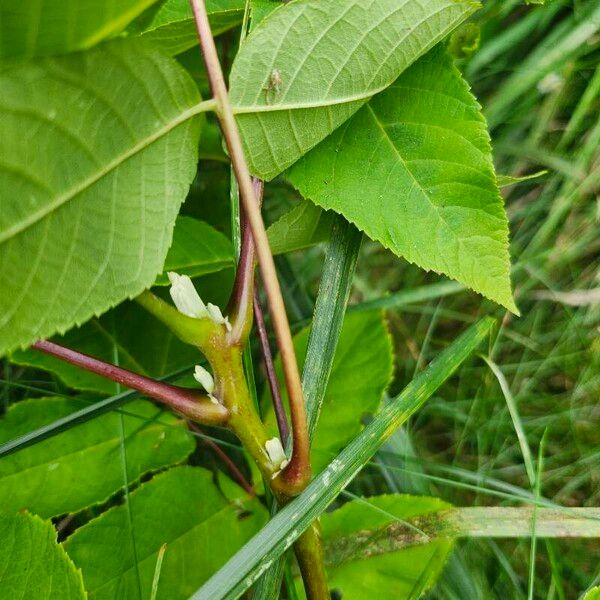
[{"x1": 0, "y1": 103, "x2": 204, "y2": 245}]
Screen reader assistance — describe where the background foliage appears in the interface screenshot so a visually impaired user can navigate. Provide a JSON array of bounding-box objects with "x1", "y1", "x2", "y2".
[{"x1": 0, "y1": 0, "x2": 598, "y2": 598}]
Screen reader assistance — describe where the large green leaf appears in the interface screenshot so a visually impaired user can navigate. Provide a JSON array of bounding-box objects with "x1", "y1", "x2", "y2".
[
  {"x1": 65, "y1": 466, "x2": 268, "y2": 600},
  {"x1": 156, "y1": 216, "x2": 234, "y2": 284},
  {"x1": 229, "y1": 0, "x2": 479, "y2": 180},
  {"x1": 0, "y1": 513, "x2": 86, "y2": 599},
  {"x1": 141, "y1": 0, "x2": 246, "y2": 55},
  {"x1": 0, "y1": 0, "x2": 159, "y2": 59},
  {"x1": 320, "y1": 495, "x2": 454, "y2": 599},
  {"x1": 263, "y1": 311, "x2": 393, "y2": 474},
  {"x1": 287, "y1": 46, "x2": 516, "y2": 311},
  {"x1": 11, "y1": 300, "x2": 200, "y2": 394},
  {"x1": 0, "y1": 39, "x2": 203, "y2": 357},
  {"x1": 0, "y1": 397, "x2": 194, "y2": 518}
]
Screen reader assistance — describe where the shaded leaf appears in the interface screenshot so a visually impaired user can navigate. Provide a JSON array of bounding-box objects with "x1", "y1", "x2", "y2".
[
  {"x1": 65, "y1": 466, "x2": 268, "y2": 600},
  {"x1": 156, "y1": 216, "x2": 234, "y2": 284},
  {"x1": 12, "y1": 300, "x2": 200, "y2": 394},
  {"x1": 0, "y1": 397, "x2": 194, "y2": 518},
  {"x1": 141, "y1": 0, "x2": 246, "y2": 55},
  {"x1": 230, "y1": 0, "x2": 479, "y2": 179},
  {"x1": 321, "y1": 495, "x2": 454, "y2": 600},
  {"x1": 266, "y1": 200, "x2": 334, "y2": 255},
  {"x1": 0, "y1": 0, "x2": 158, "y2": 59},
  {"x1": 287, "y1": 46, "x2": 516, "y2": 311},
  {"x1": 0, "y1": 512, "x2": 86, "y2": 599},
  {"x1": 0, "y1": 39, "x2": 203, "y2": 356}
]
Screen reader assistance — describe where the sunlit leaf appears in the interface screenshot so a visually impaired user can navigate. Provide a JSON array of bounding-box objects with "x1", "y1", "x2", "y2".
[
  {"x1": 266, "y1": 201, "x2": 334, "y2": 255},
  {"x1": 229, "y1": 0, "x2": 479, "y2": 179},
  {"x1": 287, "y1": 46, "x2": 516, "y2": 311},
  {"x1": 156, "y1": 216, "x2": 234, "y2": 284}
]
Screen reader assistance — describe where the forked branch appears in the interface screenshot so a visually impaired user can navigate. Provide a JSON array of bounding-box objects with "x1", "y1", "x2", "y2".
[{"x1": 189, "y1": 0, "x2": 310, "y2": 494}]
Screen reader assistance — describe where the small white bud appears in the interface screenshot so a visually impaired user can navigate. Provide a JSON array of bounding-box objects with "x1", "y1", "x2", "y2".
[
  {"x1": 167, "y1": 272, "x2": 208, "y2": 318},
  {"x1": 193, "y1": 365, "x2": 214, "y2": 394},
  {"x1": 207, "y1": 303, "x2": 232, "y2": 332},
  {"x1": 265, "y1": 437, "x2": 289, "y2": 470}
]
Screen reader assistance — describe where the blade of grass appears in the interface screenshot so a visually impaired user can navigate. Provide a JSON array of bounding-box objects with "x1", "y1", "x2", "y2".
[
  {"x1": 349, "y1": 281, "x2": 464, "y2": 313},
  {"x1": 303, "y1": 217, "x2": 362, "y2": 439},
  {"x1": 150, "y1": 544, "x2": 167, "y2": 600},
  {"x1": 191, "y1": 317, "x2": 495, "y2": 600},
  {"x1": 482, "y1": 356, "x2": 536, "y2": 487},
  {"x1": 529, "y1": 429, "x2": 549, "y2": 600},
  {"x1": 485, "y1": 2, "x2": 600, "y2": 128}
]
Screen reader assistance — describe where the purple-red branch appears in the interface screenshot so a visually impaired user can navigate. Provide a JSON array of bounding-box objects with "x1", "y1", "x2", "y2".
[
  {"x1": 253, "y1": 286, "x2": 289, "y2": 443},
  {"x1": 188, "y1": 421, "x2": 255, "y2": 496},
  {"x1": 32, "y1": 340, "x2": 229, "y2": 425}
]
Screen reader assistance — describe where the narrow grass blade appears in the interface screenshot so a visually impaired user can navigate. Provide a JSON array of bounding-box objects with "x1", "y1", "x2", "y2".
[
  {"x1": 192, "y1": 317, "x2": 495, "y2": 600},
  {"x1": 150, "y1": 544, "x2": 167, "y2": 600},
  {"x1": 350, "y1": 281, "x2": 464, "y2": 313},
  {"x1": 303, "y1": 216, "x2": 362, "y2": 439},
  {"x1": 483, "y1": 357, "x2": 536, "y2": 486},
  {"x1": 529, "y1": 430, "x2": 549, "y2": 600}
]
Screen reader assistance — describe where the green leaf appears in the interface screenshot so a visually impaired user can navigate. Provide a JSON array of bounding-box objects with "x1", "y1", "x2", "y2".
[
  {"x1": 229, "y1": 0, "x2": 479, "y2": 180},
  {"x1": 0, "y1": 0, "x2": 159, "y2": 59},
  {"x1": 64, "y1": 466, "x2": 268, "y2": 600},
  {"x1": 0, "y1": 39, "x2": 203, "y2": 357},
  {"x1": 11, "y1": 300, "x2": 200, "y2": 394},
  {"x1": 0, "y1": 513, "x2": 86, "y2": 599},
  {"x1": 156, "y1": 216, "x2": 234, "y2": 284},
  {"x1": 192, "y1": 318, "x2": 495, "y2": 599},
  {"x1": 0, "y1": 397, "x2": 194, "y2": 518},
  {"x1": 321, "y1": 495, "x2": 454, "y2": 599},
  {"x1": 263, "y1": 311, "x2": 393, "y2": 474},
  {"x1": 141, "y1": 0, "x2": 246, "y2": 55},
  {"x1": 266, "y1": 200, "x2": 334, "y2": 255},
  {"x1": 585, "y1": 587, "x2": 600, "y2": 600},
  {"x1": 287, "y1": 46, "x2": 516, "y2": 312}
]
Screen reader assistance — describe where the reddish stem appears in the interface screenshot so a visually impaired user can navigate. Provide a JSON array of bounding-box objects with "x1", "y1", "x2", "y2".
[
  {"x1": 253, "y1": 286, "x2": 289, "y2": 444},
  {"x1": 32, "y1": 341, "x2": 229, "y2": 425},
  {"x1": 189, "y1": 0, "x2": 310, "y2": 494}
]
